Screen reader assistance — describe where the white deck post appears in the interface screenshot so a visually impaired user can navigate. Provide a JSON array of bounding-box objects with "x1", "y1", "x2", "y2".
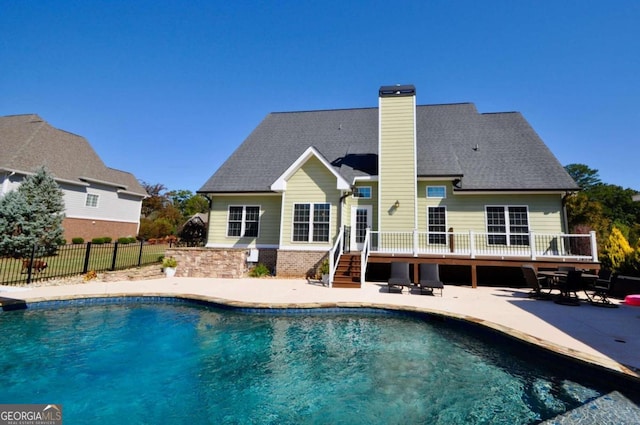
[
  {"x1": 413, "y1": 229, "x2": 418, "y2": 256},
  {"x1": 590, "y1": 230, "x2": 598, "y2": 262},
  {"x1": 529, "y1": 231, "x2": 536, "y2": 260},
  {"x1": 469, "y1": 230, "x2": 476, "y2": 259}
]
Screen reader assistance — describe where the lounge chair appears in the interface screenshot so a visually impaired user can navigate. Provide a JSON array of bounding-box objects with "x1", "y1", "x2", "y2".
[
  {"x1": 521, "y1": 265, "x2": 553, "y2": 299},
  {"x1": 418, "y1": 263, "x2": 444, "y2": 296},
  {"x1": 387, "y1": 262, "x2": 413, "y2": 293},
  {"x1": 585, "y1": 269, "x2": 618, "y2": 308}
]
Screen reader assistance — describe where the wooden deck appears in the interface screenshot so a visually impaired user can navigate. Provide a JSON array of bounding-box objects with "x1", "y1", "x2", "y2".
[{"x1": 364, "y1": 253, "x2": 600, "y2": 288}]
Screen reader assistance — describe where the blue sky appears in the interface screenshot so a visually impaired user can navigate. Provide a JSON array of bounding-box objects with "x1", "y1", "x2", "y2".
[{"x1": 2, "y1": 1, "x2": 639, "y2": 193}]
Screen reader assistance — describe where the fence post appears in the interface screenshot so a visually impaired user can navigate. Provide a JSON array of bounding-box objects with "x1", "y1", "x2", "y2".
[
  {"x1": 26, "y1": 244, "x2": 37, "y2": 284},
  {"x1": 110, "y1": 242, "x2": 119, "y2": 271},
  {"x1": 83, "y1": 242, "x2": 92, "y2": 273},
  {"x1": 137, "y1": 239, "x2": 144, "y2": 266}
]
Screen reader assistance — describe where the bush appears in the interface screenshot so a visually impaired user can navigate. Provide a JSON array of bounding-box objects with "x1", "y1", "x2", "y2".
[
  {"x1": 103, "y1": 237, "x2": 112, "y2": 243},
  {"x1": 162, "y1": 256, "x2": 177, "y2": 268},
  {"x1": 91, "y1": 237, "x2": 106, "y2": 244},
  {"x1": 72, "y1": 237, "x2": 84, "y2": 244},
  {"x1": 57, "y1": 238, "x2": 67, "y2": 245},
  {"x1": 600, "y1": 227, "x2": 634, "y2": 271},
  {"x1": 249, "y1": 263, "x2": 271, "y2": 277},
  {"x1": 118, "y1": 237, "x2": 133, "y2": 244}
]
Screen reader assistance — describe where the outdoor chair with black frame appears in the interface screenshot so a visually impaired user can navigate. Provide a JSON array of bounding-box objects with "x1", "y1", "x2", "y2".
[
  {"x1": 554, "y1": 270, "x2": 583, "y2": 306},
  {"x1": 418, "y1": 263, "x2": 444, "y2": 296},
  {"x1": 521, "y1": 265, "x2": 554, "y2": 299},
  {"x1": 584, "y1": 269, "x2": 619, "y2": 308},
  {"x1": 387, "y1": 262, "x2": 413, "y2": 294}
]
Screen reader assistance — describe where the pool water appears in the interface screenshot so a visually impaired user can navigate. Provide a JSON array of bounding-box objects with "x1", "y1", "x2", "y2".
[{"x1": 0, "y1": 302, "x2": 607, "y2": 424}]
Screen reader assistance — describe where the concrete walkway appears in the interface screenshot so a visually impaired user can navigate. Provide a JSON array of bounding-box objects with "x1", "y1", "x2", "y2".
[{"x1": 2, "y1": 277, "x2": 639, "y2": 381}]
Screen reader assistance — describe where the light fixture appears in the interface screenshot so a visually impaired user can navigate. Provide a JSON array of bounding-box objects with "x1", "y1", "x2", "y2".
[{"x1": 394, "y1": 200, "x2": 400, "y2": 208}]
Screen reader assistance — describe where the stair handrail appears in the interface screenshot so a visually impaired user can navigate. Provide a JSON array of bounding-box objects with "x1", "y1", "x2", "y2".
[
  {"x1": 328, "y1": 226, "x2": 345, "y2": 288},
  {"x1": 360, "y1": 228, "x2": 371, "y2": 285}
]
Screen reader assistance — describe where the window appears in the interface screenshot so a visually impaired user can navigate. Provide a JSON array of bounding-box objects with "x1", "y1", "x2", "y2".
[
  {"x1": 486, "y1": 206, "x2": 529, "y2": 245},
  {"x1": 293, "y1": 203, "x2": 330, "y2": 242},
  {"x1": 227, "y1": 206, "x2": 260, "y2": 237},
  {"x1": 353, "y1": 186, "x2": 372, "y2": 199},
  {"x1": 428, "y1": 206, "x2": 447, "y2": 244},
  {"x1": 85, "y1": 194, "x2": 99, "y2": 208},
  {"x1": 427, "y1": 186, "x2": 446, "y2": 198}
]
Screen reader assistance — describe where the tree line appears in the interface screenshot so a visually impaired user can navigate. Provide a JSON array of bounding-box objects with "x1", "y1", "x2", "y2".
[{"x1": 565, "y1": 163, "x2": 640, "y2": 275}]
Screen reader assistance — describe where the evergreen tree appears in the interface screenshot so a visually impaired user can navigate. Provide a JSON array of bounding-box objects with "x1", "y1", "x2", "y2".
[{"x1": 0, "y1": 167, "x2": 65, "y2": 258}]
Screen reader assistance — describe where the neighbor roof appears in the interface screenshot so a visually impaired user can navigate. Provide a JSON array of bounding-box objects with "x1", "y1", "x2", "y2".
[
  {"x1": 199, "y1": 103, "x2": 578, "y2": 193},
  {"x1": 0, "y1": 114, "x2": 147, "y2": 196}
]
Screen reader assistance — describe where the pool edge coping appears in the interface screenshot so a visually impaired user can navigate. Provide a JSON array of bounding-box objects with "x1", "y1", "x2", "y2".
[{"x1": 12, "y1": 291, "x2": 640, "y2": 383}]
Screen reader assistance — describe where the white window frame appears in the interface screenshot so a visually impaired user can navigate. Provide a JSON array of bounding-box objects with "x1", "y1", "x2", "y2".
[
  {"x1": 352, "y1": 186, "x2": 372, "y2": 199},
  {"x1": 485, "y1": 205, "x2": 530, "y2": 246},
  {"x1": 427, "y1": 206, "x2": 447, "y2": 245},
  {"x1": 426, "y1": 186, "x2": 446, "y2": 198},
  {"x1": 292, "y1": 202, "x2": 331, "y2": 243},
  {"x1": 85, "y1": 193, "x2": 99, "y2": 208},
  {"x1": 226, "y1": 205, "x2": 260, "y2": 238}
]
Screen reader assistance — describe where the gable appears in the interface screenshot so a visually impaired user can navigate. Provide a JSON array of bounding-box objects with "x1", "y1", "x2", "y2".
[{"x1": 271, "y1": 146, "x2": 350, "y2": 192}]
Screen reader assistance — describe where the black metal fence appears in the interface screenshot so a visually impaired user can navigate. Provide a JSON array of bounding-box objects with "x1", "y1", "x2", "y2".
[{"x1": 0, "y1": 241, "x2": 169, "y2": 286}]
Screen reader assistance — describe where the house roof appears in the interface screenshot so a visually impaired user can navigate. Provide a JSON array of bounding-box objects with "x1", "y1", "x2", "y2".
[
  {"x1": 199, "y1": 102, "x2": 579, "y2": 193},
  {"x1": 0, "y1": 114, "x2": 147, "y2": 196}
]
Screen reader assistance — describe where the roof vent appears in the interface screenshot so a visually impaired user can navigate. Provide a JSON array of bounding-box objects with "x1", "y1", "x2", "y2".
[{"x1": 379, "y1": 84, "x2": 416, "y2": 97}]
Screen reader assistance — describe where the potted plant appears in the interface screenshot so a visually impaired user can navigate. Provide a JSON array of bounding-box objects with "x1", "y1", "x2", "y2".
[
  {"x1": 319, "y1": 258, "x2": 330, "y2": 284},
  {"x1": 162, "y1": 256, "x2": 178, "y2": 278}
]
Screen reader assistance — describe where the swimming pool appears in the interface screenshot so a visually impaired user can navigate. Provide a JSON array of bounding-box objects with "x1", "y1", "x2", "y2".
[{"x1": 0, "y1": 299, "x2": 620, "y2": 424}]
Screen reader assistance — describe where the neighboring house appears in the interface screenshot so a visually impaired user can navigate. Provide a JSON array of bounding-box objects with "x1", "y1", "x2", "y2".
[
  {"x1": 199, "y1": 85, "x2": 593, "y2": 284},
  {"x1": 0, "y1": 114, "x2": 147, "y2": 241}
]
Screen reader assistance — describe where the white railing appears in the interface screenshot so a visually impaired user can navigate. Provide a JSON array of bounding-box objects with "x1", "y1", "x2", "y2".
[
  {"x1": 360, "y1": 228, "x2": 371, "y2": 285},
  {"x1": 328, "y1": 226, "x2": 345, "y2": 287},
  {"x1": 368, "y1": 230, "x2": 597, "y2": 262}
]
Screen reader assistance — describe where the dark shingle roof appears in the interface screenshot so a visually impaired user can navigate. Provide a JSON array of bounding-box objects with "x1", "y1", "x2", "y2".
[
  {"x1": 199, "y1": 103, "x2": 578, "y2": 193},
  {"x1": 0, "y1": 114, "x2": 147, "y2": 196}
]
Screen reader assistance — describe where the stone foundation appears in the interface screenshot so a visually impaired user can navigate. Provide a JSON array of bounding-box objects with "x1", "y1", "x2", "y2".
[{"x1": 165, "y1": 247, "x2": 246, "y2": 278}]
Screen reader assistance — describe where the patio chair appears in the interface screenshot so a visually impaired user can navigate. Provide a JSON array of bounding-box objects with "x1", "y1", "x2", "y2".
[
  {"x1": 387, "y1": 262, "x2": 413, "y2": 293},
  {"x1": 554, "y1": 270, "x2": 582, "y2": 306},
  {"x1": 585, "y1": 269, "x2": 618, "y2": 308},
  {"x1": 521, "y1": 266, "x2": 553, "y2": 300},
  {"x1": 418, "y1": 263, "x2": 444, "y2": 296}
]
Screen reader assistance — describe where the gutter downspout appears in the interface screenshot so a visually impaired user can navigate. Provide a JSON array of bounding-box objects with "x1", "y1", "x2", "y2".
[{"x1": 561, "y1": 191, "x2": 574, "y2": 233}]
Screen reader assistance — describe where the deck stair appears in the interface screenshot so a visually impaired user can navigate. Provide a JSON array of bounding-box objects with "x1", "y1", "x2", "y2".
[{"x1": 332, "y1": 253, "x2": 361, "y2": 288}]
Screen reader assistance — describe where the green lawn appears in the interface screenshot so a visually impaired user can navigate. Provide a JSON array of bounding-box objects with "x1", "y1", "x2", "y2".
[{"x1": 0, "y1": 242, "x2": 168, "y2": 285}]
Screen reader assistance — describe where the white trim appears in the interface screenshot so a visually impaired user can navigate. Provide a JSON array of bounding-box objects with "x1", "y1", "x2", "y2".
[
  {"x1": 85, "y1": 193, "x2": 99, "y2": 208},
  {"x1": 270, "y1": 146, "x2": 350, "y2": 191},
  {"x1": 226, "y1": 205, "x2": 261, "y2": 238},
  {"x1": 484, "y1": 205, "x2": 530, "y2": 246},
  {"x1": 205, "y1": 243, "x2": 279, "y2": 249},
  {"x1": 353, "y1": 175, "x2": 378, "y2": 182},
  {"x1": 426, "y1": 185, "x2": 447, "y2": 199},
  {"x1": 291, "y1": 202, "x2": 331, "y2": 243},
  {"x1": 427, "y1": 205, "x2": 448, "y2": 245},
  {"x1": 117, "y1": 189, "x2": 147, "y2": 198},
  {"x1": 418, "y1": 176, "x2": 462, "y2": 181},
  {"x1": 277, "y1": 245, "x2": 331, "y2": 252},
  {"x1": 351, "y1": 205, "x2": 372, "y2": 250},
  {"x1": 79, "y1": 176, "x2": 127, "y2": 189},
  {"x1": 199, "y1": 192, "x2": 281, "y2": 197},
  {"x1": 352, "y1": 186, "x2": 372, "y2": 199},
  {"x1": 453, "y1": 190, "x2": 568, "y2": 196}
]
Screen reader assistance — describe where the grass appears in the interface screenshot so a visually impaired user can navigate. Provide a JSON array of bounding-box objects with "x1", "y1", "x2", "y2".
[{"x1": 0, "y1": 242, "x2": 169, "y2": 285}]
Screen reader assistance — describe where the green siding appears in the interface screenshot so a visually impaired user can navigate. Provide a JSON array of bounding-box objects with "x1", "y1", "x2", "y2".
[
  {"x1": 379, "y1": 95, "x2": 416, "y2": 232},
  {"x1": 417, "y1": 181, "x2": 565, "y2": 233},
  {"x1": 280, "y1": 156, "x2": 341, "y2": 247},
  {"x1": 344, "y1": 182, "x2": 378, "y2": 231},
  {"x1": 207, "y1": 195, "x2": 281, "y2": 246}
]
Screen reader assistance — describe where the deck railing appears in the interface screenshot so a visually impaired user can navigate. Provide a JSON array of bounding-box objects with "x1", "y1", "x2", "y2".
[
  {"x1": 368, "y1": 230, "x2": 598, "y2": 262},
  {"x1": 328, "y1": 226, "x2": 346, "y2": 287}
]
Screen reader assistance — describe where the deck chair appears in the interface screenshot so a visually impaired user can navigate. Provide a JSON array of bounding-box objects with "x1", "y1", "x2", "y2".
[
  {"x1": 387, "y1": 262, "x2": 413, "y2": 293},
  {"x1": 418, "y1": 263, "x2": 444, "y2": 296},
  {"x1": 521, "y1": 266, "x2": 552, "y2": 299},
  {"x1": 586, "y1": 269, "x2": 618, "y2": 308}
]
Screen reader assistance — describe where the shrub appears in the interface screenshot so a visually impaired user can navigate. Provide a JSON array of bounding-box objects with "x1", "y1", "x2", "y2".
[
  {"x1": 118, "y1": 237, "x2": 132, "y2": 244},
  {"x1": 249, "y1": 263, "x2": 270, "y2": 277},
  {"x1": 57, "y1": 238, "x2": 67, "y2": 245},
  {"x1": 72, "y1": 237, "x2": 84, "y2": 244},
  {"x1": 600, "y1": 227, "x2": 634, "y2": 271},
  {"x1": 91, "y1": 237, "x2": 106, "y2": 244},
  {"x1": 162, "y1": 256, "x2": 177, "y2": 268},
  {"x1": 103, "y1": 237, "x2": 112, "y2": 243}
]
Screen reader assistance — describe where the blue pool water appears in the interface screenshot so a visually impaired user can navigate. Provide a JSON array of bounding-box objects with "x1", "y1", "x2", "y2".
[{"x1": 0, "y1": 301, "x2": 611, "y2": 424}]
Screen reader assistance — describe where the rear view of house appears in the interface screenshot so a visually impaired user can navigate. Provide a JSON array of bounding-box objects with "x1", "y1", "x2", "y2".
[
  {"x1": 199, "y1": 85, "x2": 595, "y2": 285},
  {"x1": 0, "y1": 114, "x2": 147, "y2": 241}
]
